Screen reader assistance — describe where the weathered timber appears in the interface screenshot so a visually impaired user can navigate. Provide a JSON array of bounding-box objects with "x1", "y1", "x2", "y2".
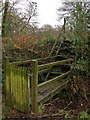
[
  {"x1": 31, "y1": 60, "x2": 38, "y2": 113},
  {"x1": 24, "y1": 68, "x2": 27, "y2": 112},
  {"x1": 31, "y1": 113, "x2": 65, "y2": 119},
  {"x1": 21, "y1": 67, "x2": 31, "y2": 113},
  {"x1": 57, "y1": 55, "x2": 74, "y2": 58},
  {"x1": 38, "y1": 56, "x2": 57, "y2": 62},
  {"x1": 63, "y1": 18, "x2": 66, "y2": 40},
  {"x1": 5, "y1": 64, "x2": 31, "y2": 113},
  {"x1": 57, "y1": 55, "x2": 68, "y2": 59},
  {"x1": 4, "y1": 57, "x2": 11, "y2": 106},
  {"x1": 10, "y1": 66, "x2": 14, "y2": 107},
  {"x1": 4, "y1": 56, "x2": 74, "y2": 114},
  {"x1": 38, "y1": 81, "x2": 67, "y2": 104},
  {"x1": 38, "y1": 70, "x2": 71, "y2": 89},
  {"x1": 38, "y1": 58, "x2": 71, "y2": 74},
  {"x1": 38, "y1": 68, "x2": 51, "y2": 74},
  {"x1": 18, "y1": 67, "x2": 22, "y2": 111},
  {"x1": 38, "y1": 59, "x2": 73, "y2": 70},
  {"x1": 27, "y1": 70, "x2": 31, "y2": 113},
  {"x1": 21, "y1": 68, "x2": 25, "y2": 112},
  {"x1": 50, "y1": 72, "x2": 62, "y2": 75},
  {"x1": 9, "y1": 56, "x2": 57, "y2": 66}
]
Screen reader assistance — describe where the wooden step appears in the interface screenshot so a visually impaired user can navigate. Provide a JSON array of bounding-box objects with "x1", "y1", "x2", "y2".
[{"x1": 37, "y1": 81, "x2": 67, "y2": 104}]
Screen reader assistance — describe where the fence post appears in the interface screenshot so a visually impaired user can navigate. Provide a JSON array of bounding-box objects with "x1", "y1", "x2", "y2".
[
  {"x1": 4, "y1": 57, "x2": 9, "y2": 79},
  {"x1": 3, "y1": 57, "x2": 11, "y2": 106},
  {"x1": 63, "y1": 18, "x2": 66, "y2": 40},
  {"x1": 31, "y1": 60, "x2": 38, "y2": 113}
]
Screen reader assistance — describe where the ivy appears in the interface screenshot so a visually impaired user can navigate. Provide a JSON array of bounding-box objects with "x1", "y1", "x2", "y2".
[{"x1": 66, "y1": 2, "x2": 89, "y2": 77}]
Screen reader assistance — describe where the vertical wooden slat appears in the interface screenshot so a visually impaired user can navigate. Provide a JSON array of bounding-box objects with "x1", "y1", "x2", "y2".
[
  {"x1": 19, "y1": 67, "x2": 22, "y2": 110},
  {"x1": 13, "y1": 66, "x2": 15, "y2": 107},
  {"x1": 19, "y1": 67, "x2": 22, "y2": 111},
  {"x1": 21, "y1": 67, "x2": 24, "y2": 112},
  {"x1": 16, "y1": 66, "x2": 18, "y2": 109},
  {"x1": 18, "y1": 67, "x2": 20, "y2": 109},
  {"x1": 24, "y1": 68, "x2": 27, "y2": 113},
  {"x1": 27, "y1": 70, "x2": 30, "y2": 113},
  {"x1": 24, "y1": 68, "x2": 27, "y2": 112},
  {"x1": 11, "y1": 66, "x2": 13, "y2": 107},
  {"x1": 31, "y1": 60, "x2": 38, "y2": 113},
  {"x1": 22, "y1": 68, "x2": 25, "y2": 112},
  {"x1": 14, "y1": 67, "x2": 17, "y2": 108},
  {"x1": 16, "y1": 67, "x2": 19, "y2": 110},
  {"x1": 10, "y1": 65, "x2": 13, "y2": 106},
  {"x1": 17, "y1": 66, "x2": 21, "y2": 110},
  {"x1": 7, "y1": 64, "x2": 11, "y2": 107}
]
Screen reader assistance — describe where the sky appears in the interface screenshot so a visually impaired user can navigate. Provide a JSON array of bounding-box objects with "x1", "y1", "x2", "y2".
[
  {"x1": 31, "y1": 0, "x2": 63, "y2": 28},
  {"x1": 2, "y1": 0, "x2": 63, "y2": 28},
  {"x1": 2, "y1": 0, "x2": 90, "y2": 28}
]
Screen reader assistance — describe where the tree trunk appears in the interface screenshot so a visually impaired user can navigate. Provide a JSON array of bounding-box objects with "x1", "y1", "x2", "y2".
[{"x1": 2, "y1": 0, "x2": 9, "y2": 37}]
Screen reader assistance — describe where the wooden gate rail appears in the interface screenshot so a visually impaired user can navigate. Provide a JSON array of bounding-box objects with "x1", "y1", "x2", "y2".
[
  {"x1": 4, "y1": 57, "x2": 74, "y2": 113},
  {"x1": 9, "y1": 55, "x2": 71, "y2": 66},
  {"x1": 38, "y1": 70, "x2": 71, "y2": 89},
  {"x1": 38, "y1": 58, "x2": 73, "y2": 70},
  {"x1": 9, "y1": 56, "x2": 58, "y2": 66}
]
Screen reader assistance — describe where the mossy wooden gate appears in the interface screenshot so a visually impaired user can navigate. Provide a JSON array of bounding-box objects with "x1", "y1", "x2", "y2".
[
  {"x1": 4, "y1": 58, "x2": 31, "y2": 113},
  {"x1": 4, "y1": 56, "x2": 74, "y2": 113}
]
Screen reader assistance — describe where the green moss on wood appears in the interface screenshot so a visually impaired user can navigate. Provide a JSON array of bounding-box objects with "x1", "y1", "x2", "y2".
[
  {"x1": 38, "y1": 70, "x2": 71, "y2": 89},
  {"x1": 31, "y1": 60, "x2": 38, "y2": 113},
  {"x1": 38, "y1": 59, "x2": 73, "y2": 70}
]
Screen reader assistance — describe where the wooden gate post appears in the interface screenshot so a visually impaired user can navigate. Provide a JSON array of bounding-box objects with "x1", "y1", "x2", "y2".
[
  {"x1": 31, "y1": 60, "x2": 38, "y2": 113},
  {"x1": 3, "y1": 57, "x2": 11, "y2": 106},
  {"x1": 63, "y1": 18, "x2": 66, "y2": 40},
  {"x1": 3, "y1": 57, "x2": 9, "y2": 79}
]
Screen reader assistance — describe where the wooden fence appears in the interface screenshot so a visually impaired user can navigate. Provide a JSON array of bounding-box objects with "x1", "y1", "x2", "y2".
[{"x1": 4, "y1": 56, "x2": 74, "y2": 113}]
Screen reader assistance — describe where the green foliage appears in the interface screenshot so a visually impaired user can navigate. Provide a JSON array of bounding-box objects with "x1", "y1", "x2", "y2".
[
  {"x1": 3, "y1": 38, "x2": 14, "y2": 50},
  {"x1": 5, "y1": 106, "x2": 11, "y2": 111},
  {"x1": 66, "y1": 2, "x2": 89, "y2": 77},
  {"x1": 2, "y1": 114, "x2": 6, "y2": 120},
  {"x1": 38, "y1": 74, "x2": 46, "y2": 84},
  {"x1": 59, "y1": 109, "x2": 90, "y2": 119},
  {"x1": 79, "y1": 111, "x2": 90, "y2": 119},
  {"x1": 42, "y1": 33, "x2": 56, "y2": 44},
  {"x1": 61, "y1": 78, "x2": 68, "y2": 82},
  {"x1": 38, "y1": 103, "x2": 45, "y2": 113},
  {"x1": 59, "y1": 109, "x2": 73, "y2": 118}
]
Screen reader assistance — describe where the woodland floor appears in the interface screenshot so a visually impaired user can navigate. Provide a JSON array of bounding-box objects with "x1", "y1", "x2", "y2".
[{"x1": 2, "y1": 78, "x2": 90, "y2": 119}]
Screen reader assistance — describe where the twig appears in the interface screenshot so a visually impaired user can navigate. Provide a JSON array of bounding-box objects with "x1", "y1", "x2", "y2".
[
  {"x1": 44, "y1": 103, "x2": 53, "y2": 106},
  {"x1": 33, "y1": 113, "x2": 65, "y2": 119},
  {"x1": 0, "y1": 6, "x2": 5, "y2": 13},
  {"x1": 64, "y1": 101, "x2": 72, "y2": 110},
  {"x1": 51, "y1": 98, "x2": 60, "y2": 104}
]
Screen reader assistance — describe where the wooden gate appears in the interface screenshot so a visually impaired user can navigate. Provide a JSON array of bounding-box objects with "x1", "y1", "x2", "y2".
[
  {"x1": 4, "y1": 59, "x2": 31, "y2": 113},
  {"x1": 4, "y1": 56, "x2": 74, "y2": 113}
]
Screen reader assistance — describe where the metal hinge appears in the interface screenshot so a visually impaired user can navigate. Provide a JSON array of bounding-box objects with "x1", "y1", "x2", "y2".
[{"x1": 27, "y1": 73, "x2": 34, "y2": 76}]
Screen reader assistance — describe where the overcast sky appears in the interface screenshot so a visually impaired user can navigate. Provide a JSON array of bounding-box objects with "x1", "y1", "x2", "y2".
[
  {"x1": 32, "y1": 0, "x2": 63, "y2": 27},
  {"x1": 2, "y1": 0, "x2": 63, "y2": 28}
]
